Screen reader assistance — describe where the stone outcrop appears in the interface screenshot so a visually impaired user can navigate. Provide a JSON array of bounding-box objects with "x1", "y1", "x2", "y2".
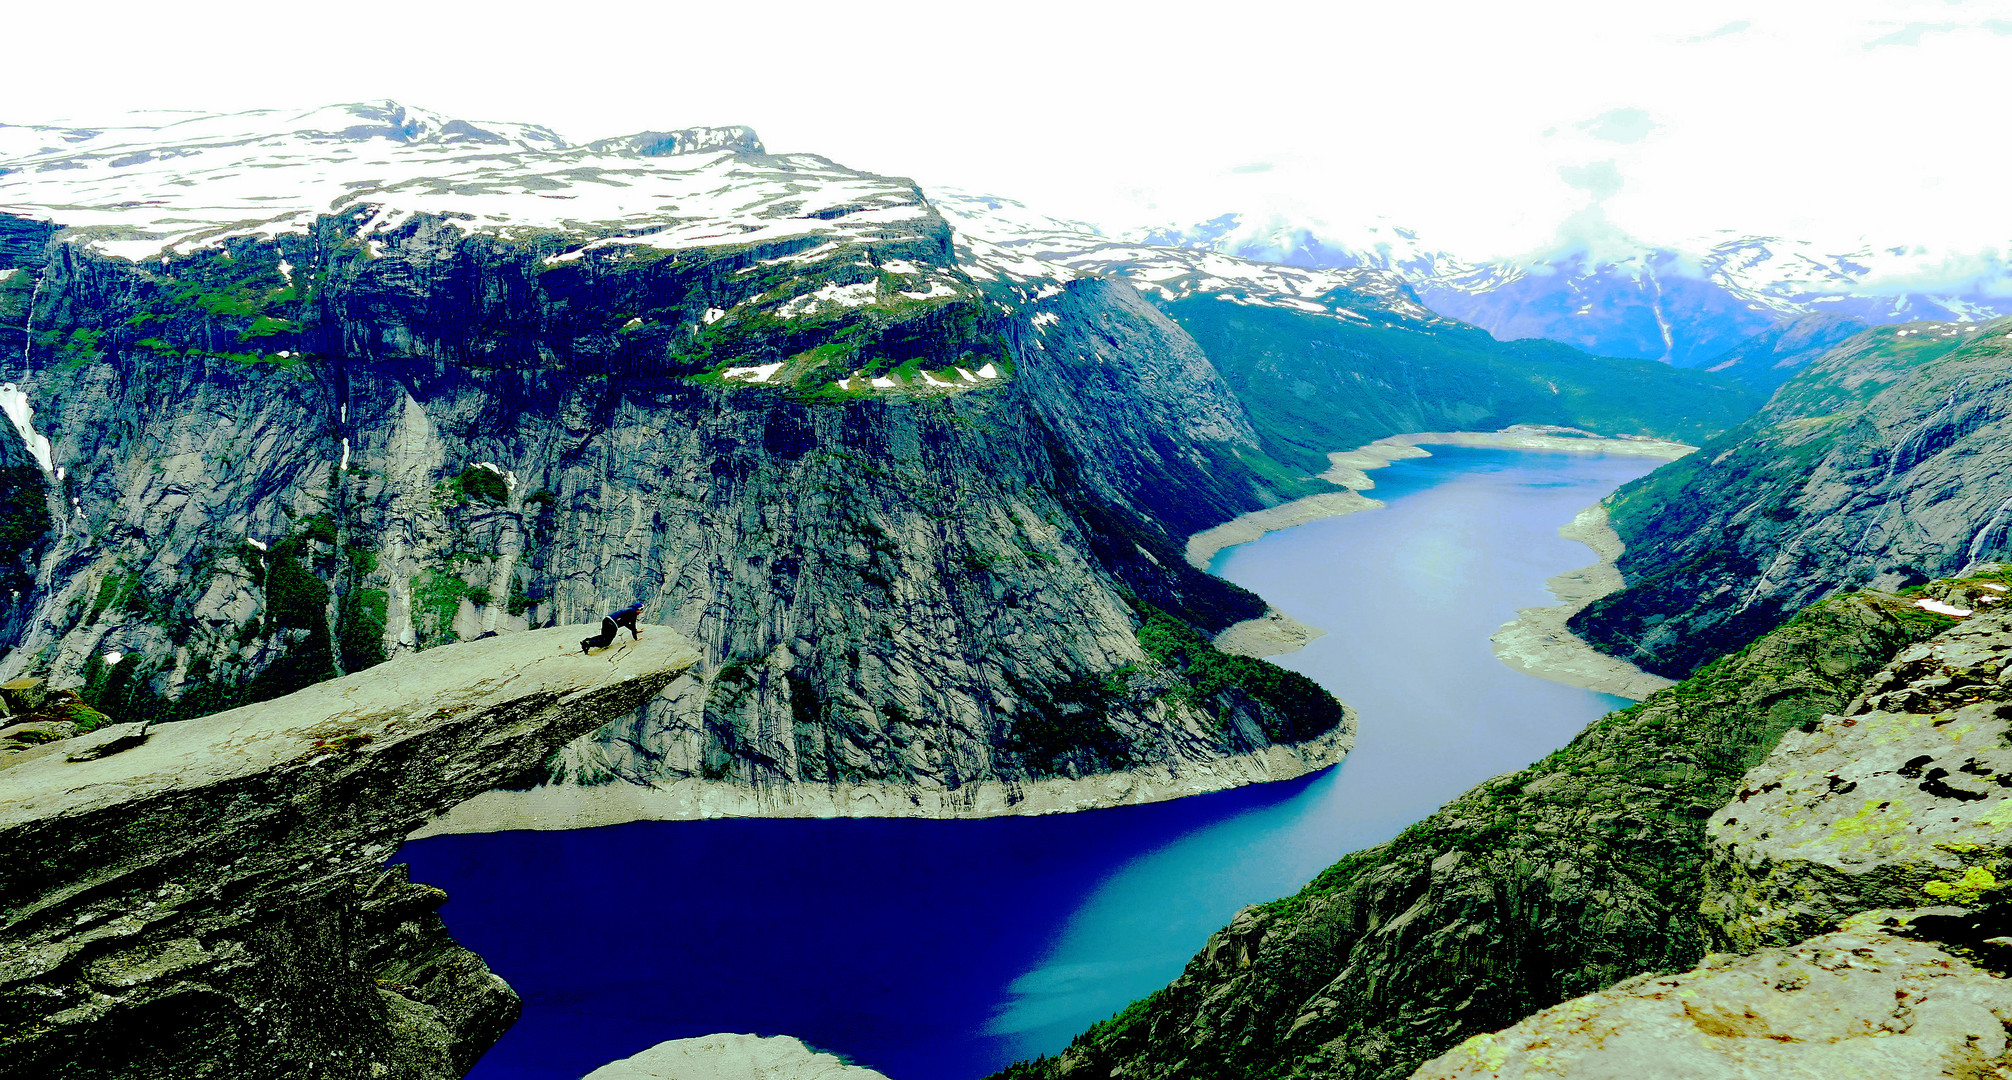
[
  {"x1": 1575, "y1": 320, "x2": 2012, "y2": 678},
  {"x1": 1704, "y1": 577, "x2": 2012, "y2": 953},
  {"x1": 0, "y1": 625, "x2": 698, "y2": 1080},
  {"x1": 582, "y1": 1033, "x2": 890, "y2": 1080},
  {"x1": 1413, "y1": 575, "x2": 2012, "y2": 1079},
  {"x1": 1413, "y1": 919, "x2": 2012, "y2": 1080}
]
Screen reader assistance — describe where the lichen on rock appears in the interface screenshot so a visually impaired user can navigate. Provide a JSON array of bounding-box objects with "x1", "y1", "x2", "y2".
[
  {"x1": 1412, "y1": 918, "x2": 2012, "y2": 1080},
  {"x1": 1705, "y1": 594, "x2": 2012, "y2": 953}
]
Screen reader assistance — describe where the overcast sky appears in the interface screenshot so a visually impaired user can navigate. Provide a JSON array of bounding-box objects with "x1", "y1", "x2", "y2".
[{"x1": 10, "y1": 0, "x2": 2012, "y2": 264}]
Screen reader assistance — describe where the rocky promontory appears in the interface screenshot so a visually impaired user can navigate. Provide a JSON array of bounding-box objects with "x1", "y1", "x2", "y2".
[{"x1": 0, "y1": 625, "x2": 698, "y2": 1080}]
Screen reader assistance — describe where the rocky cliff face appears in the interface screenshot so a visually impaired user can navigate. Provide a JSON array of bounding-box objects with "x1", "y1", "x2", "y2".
[
  {"x1": 1574, "y1": 319, "x2": 2012, "y2": 678},
  {"x1": 0, "y1": 128, "x2": 1348, "y2": 816},
  {"x1": 0, "y1": 625, "x2": 699, "y2": 1080},
  {"x1": 998, "y1": 587, "x2": 1946, "y2": 1080}
]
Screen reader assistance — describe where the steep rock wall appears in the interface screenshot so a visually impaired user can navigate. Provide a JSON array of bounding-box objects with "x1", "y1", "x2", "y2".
[
  {"x1": 1574, "y1": 321, "x2": 2012, "y2": 677},
  {"x1": 0, "y1": 207, "x2": 1346, "y2": 815}
]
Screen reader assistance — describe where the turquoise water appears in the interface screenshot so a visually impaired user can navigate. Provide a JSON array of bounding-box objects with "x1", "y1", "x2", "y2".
[{"x1": 398, "y1": 445, "x2": 1659, "y2": 1079}]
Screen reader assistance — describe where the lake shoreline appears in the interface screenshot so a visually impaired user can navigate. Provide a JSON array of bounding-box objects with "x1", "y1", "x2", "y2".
[
  {"x1": 410, "y1": 723, "x2": 1352, "y2": 837},
  {"x1": 1195, "y1": 426, "x2": 1695, "y2": 672},
  {"x1": 1489, "y1": 504, "x2": 1678, "y2": 700},
  {"x1": 1185, "y1": 425, "x2": 1696, "y2": 572}
]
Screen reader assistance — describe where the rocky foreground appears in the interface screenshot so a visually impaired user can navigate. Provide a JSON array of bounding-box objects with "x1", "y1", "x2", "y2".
[
  {"x1": 0, "y1": 625, "x2": 698, "y2": 1080},
  {"x1": 1004, "y1": 572, "x2": 2012, "y2": 1080}
]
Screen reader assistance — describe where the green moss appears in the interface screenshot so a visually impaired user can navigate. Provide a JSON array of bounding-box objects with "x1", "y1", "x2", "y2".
[
  {"x1": 457, "y1": 464, "x2": 510, "y2": 504},
  {"x1": 338, "y1": 587, "x2": 389, "y2": 672},
  {"x1": 410, "y1": 568, "x2": 476, "y2": 646},
  {"x1": 62, "y1": 701, "x2": 112, "y2": 733},
  {"x1": 1923, "y1": 865, "x2": 1999, "y2": 905}
]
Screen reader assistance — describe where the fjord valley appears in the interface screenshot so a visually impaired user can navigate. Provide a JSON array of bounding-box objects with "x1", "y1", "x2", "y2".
[{"x1": 1, "y1": 99, "x2": 2009, "y2": 1080}]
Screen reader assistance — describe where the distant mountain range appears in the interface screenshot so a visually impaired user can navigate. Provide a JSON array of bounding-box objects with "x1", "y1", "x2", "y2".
[{"x1": 1133, "y1": 214, "x2": 2012, "y2": 368}]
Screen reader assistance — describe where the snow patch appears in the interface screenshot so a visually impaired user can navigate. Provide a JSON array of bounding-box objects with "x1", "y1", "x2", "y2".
[
  {"x1": 0, "y1": 383, "x2": 55, "y2": 473},
  {"x1": 721, "y1": 362, "x2": 784, "y2": 383},
  {"x1": 246, "y1": 537, "x2": 268, "y2": 551},
  {"x1": 102, "y1": 651, "x2": 123, "y2": 666},
  {"x1": 870, "y1": 374, "x2": 898, "y2": 389},
  {"x1": 778, "y1": 280, "x2": 879, "y2": 316},
  {"x1": 1916, "y1": 597, "x2": 1974, "y2": 618},
  {"x1": 898, "y1": 282, "x2": 959, "y2": 300},
  {"x1": 975, "y1": 363, "x2": 1000, "y2": 379},
  {"x1": 471, "y1": 461, "x2": 517, "y2": 488},
  {"x1": 703, "y1": 307, "x2": 726, "y2": 325}
]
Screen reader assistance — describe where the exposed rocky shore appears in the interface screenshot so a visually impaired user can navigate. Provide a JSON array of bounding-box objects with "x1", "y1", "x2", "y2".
[
  {"x1": 412, "y1": 722, "x2": 1349, "y2": 833},
  {"x1": 1184, "y1": 426, "x2": 1693, "y2": 571},
  {"x1": 582, "y1": 1034, "x2": 891, "y2": 1080},
  {"x1": 1489, "y1": 505, "x2": 1679, "y2": 700},
  {"x1": 0, "y1": 625, "x2": 698, "y2": 1080}
]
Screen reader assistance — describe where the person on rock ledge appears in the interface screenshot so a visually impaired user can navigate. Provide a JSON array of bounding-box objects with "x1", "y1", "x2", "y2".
[{"x1": 580, "y1": 601, "x2": 646, "y2": 655}]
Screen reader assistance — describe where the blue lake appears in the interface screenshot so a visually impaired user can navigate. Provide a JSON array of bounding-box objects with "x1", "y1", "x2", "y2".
[{"x1": 397, "y1": 445, "x2": 1660, "y2": 1080}]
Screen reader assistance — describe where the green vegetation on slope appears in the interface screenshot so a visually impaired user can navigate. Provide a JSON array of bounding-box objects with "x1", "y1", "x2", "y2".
[
  {"x1": 1137, "y1": 606, "x2": 1342, "y2": 744},
  {"x1": 1166, "y1": 299, "x2": 1761, "y2": 475},
  {"x1": 999, "y1": 587, "x2": 1940, "y2": 1080}
]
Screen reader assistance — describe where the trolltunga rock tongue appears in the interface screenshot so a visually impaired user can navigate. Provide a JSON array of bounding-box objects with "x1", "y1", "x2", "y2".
[{"x1": 0, "y1": 625, "x2": 697, "y2": 1080}]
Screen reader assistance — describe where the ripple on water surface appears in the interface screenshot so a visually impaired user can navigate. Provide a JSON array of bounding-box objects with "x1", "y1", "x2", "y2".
[{"x1": 397, "y1": 445, "x2": 1657, "y2": 1080}]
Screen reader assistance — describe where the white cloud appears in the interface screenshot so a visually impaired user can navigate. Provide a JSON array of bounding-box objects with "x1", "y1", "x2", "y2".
[
  {"x1": 3, "y1": 0, "x2": 2009, "y2": 268},
  {"x1": 1578, "y1": 109, "x2": 1657, "y2": 145}
]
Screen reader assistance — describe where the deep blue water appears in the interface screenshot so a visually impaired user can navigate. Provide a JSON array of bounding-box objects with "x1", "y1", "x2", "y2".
[{"x1": 397, "y1": 445, "x2": 1659, "y2": 1080}]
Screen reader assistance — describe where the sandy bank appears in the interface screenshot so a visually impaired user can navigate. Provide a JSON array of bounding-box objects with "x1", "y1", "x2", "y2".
[
  {"x1": 1490, "y1": 504, "x2": 1678, "y2": 700},
  {"x1": 1185, "y1": 425, "x2": 1695, "y2": 572},
  {"x1": 411, "y1": 723, "x2": 1352, "y2": 836},
  {"x1": 1214, "y1": 606, "x2": 1326, "y2": 658}
]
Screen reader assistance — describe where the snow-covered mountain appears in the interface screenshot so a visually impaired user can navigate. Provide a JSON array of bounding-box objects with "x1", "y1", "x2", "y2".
[
  {"x1": 1142, "y1": 213, "x2": 2012, "y2": 366},
  {"x1": 933, "y1": 192, "x2": 1454, "y2": 333},
  {"x1": 0, "y1": 101, "x2": 931, "y2": 267}
]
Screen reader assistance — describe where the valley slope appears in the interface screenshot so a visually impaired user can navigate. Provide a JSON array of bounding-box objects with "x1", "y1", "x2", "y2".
[{"x1": 1573, "y1": 318, "x2": 2012, "y2": 677}]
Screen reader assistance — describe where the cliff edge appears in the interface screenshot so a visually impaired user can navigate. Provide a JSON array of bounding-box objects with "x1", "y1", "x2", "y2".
[{"x1": 0, "y1": 625, "x2": 698, "y2": 1080}]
